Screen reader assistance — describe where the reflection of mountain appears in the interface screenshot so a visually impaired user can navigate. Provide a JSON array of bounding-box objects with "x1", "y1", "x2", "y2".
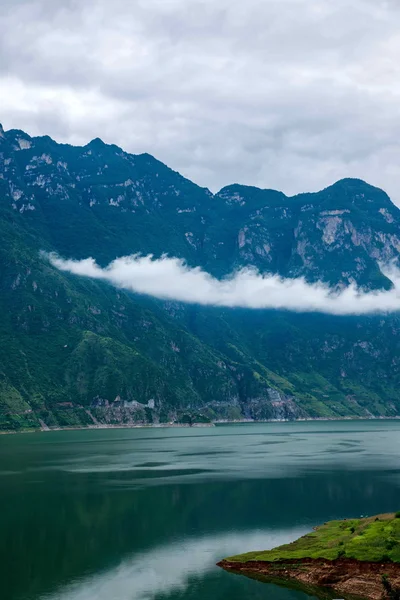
[
  {"x1": 2, "y1": 126, "x2": 400, "y2": 427},
  {"x1": 1, "y1": 465, "x2": 399, "y2": 600}
]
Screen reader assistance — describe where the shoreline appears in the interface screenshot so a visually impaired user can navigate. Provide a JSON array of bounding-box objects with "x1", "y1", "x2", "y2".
[
  {"x1": 214, "y1": 415, "x2": 400, "y2": 423},
  {"x1": 0, "y1": 422, "x2": 215, "y2": 436},
  {"x1": 1, "y1": 415, "x2": 400, "y2": 436},
  {"x1": 218, "y1": 557, "x2": 400, "y2": 600}
]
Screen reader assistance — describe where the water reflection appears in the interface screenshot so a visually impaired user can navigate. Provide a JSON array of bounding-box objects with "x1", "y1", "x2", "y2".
[
  {"x1": 1, "y1": 422, "x2": 400, "y2": 600},
  {"x1": 46, "y1": 529, "x2": 307, "y2": 600}
]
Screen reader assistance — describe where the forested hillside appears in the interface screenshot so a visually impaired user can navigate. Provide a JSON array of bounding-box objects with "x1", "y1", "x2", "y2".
[{"x1": 1, "y1": 124, "x2": 399, "y2": 430}]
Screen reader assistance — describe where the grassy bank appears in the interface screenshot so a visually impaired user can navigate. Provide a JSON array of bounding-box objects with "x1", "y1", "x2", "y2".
[{"x1": 226, "y1": 513, "x2": 400, "y2": 563}]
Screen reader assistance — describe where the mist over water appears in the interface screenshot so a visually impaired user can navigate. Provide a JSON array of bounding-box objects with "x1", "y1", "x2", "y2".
[{"x1": 2, "y1": 421, "x2": 400, "y2": 600}]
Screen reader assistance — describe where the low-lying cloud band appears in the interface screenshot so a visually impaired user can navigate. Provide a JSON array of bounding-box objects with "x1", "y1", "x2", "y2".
[{"x1": 49, "y1": 253, "x2": 400, "y2": 315}]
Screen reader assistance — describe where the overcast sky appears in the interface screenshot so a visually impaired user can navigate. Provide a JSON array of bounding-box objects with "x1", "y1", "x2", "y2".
[{"x1": 2, "y1": 0, "x2": 400, "y2": 202}]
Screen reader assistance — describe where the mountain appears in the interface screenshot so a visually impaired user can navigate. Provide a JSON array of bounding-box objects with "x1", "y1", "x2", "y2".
[{"x1": 0, "y1": 124, "x2": 400, "y2": 430}]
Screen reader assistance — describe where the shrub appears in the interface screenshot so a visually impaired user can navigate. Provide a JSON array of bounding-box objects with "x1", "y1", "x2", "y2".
[
  {"x1": 395, "y1": 511, "x2": 400, "y2": 519},
  {"x1": 382, "y1": 554, "x2": 392, "y2": 563}
]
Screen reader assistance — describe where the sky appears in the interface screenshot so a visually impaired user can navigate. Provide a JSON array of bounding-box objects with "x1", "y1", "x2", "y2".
[{"x1": 2, "y1": 0, "x2": 400, "y2": 202}]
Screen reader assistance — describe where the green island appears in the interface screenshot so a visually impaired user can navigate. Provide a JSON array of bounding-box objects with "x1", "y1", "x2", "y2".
[{"x1": 218, "y1": 513, "x2": 400, "y2": 600}]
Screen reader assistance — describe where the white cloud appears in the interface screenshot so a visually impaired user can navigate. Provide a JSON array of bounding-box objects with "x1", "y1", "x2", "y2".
[
  {"x1": 49, "y1": 253, "x2": 400, "y2": 315},
  {"x1": 2, "y1": 0, "x2": 400, "y2": 201}
]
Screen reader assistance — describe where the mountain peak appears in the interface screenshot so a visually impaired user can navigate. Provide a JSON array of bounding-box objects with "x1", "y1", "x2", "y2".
[
  {"x1": 326, "y1": 177, "x2": 382, "y2": 194},
  {"x1": 87, "y1": 137, "x2": 107, "y2": 149},
  {"x1": 332, "y1": 177, "x2": 370, "y2": 186},
  {"x1": 318, "y1": 177, "x2": 396, "y2": 211}
]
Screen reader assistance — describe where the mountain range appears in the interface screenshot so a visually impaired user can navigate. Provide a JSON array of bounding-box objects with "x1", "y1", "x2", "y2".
[{"x1": 1, "y1": 123, "x2": 400, "y2": 430}]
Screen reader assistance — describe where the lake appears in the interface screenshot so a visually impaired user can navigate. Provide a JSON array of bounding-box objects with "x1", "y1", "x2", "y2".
[{"x1": 2, "y1": 421, "x2": 400, "y2": 600}]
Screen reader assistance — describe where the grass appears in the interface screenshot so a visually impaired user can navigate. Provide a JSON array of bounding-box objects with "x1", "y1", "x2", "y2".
[{"x1": 226, "y1": 513, "x2": 400, "y2": 564}]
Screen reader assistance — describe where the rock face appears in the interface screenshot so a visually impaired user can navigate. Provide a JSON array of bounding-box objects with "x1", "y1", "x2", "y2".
[
  {"x1": 219, "y1": 558, "x2": 400, "y2": 600},
  {"x1": 1, "y1": 125, "x2": 400, "y2": 430},
  {"x1": 1, "y1": 128, "x2": 399, "y2": 285}
]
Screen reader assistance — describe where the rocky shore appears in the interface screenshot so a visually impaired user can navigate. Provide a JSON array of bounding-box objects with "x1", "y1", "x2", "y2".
[
  {"x1": 218, "y1": 557, "x2": 400, "y2": 600},
  {"x1": 219, "y1": 513, "x2": 400, "y2": 600}
]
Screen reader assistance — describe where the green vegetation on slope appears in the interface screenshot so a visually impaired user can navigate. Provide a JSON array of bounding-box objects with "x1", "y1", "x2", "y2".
[
  {"x1": 227, "y1": 513, "x2": 400, "y2": 563},
  {"x1": 1, "y1": 125, "x2": 400, "y2": 429}
]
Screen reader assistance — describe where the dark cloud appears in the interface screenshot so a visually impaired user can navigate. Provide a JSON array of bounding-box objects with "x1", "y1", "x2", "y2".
[{"x1": 2, "y1": 0, "x2": 400, "y2": 202}]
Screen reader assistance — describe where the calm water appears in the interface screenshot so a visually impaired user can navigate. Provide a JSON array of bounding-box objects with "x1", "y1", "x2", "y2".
[{"x1": 2, "y1": 421, "x2": 400, "y2": 600}]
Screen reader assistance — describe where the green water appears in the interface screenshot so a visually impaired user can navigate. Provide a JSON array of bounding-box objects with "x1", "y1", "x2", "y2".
[{"x1": 2, "y1": 421, "x2": 400, "y2": 600}]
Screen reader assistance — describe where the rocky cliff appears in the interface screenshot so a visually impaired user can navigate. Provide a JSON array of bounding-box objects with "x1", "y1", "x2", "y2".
[{"x1": 0, "y1": 124, "x2": 399, "y2": 430}]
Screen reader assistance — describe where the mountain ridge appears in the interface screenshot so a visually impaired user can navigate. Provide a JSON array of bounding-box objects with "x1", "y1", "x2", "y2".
[
  {"x1": 2, "y1": 123, "x2": 394, "y2": 208},
  {"x1": 0, "y1": 125, "x2": 400, "y2": 430}
]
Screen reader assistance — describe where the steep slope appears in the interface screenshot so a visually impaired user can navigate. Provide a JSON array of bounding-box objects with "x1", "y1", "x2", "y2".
[
  {"x1": 213, "y1": 180, "x2": 400, "y2": 287},
  {"x1": 2, "y1": 124, "x2": 399, "y2": 282},
  {"x1": 0, "y1": 124, "x2": 400, "y2": 430}
]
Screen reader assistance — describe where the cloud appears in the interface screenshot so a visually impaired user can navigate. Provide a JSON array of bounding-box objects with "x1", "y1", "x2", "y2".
[
  {"x1": 2, "y1": 1, "x2": 400, "y2": 202},
  {"x1": 49, "y1": 253, "x2": 400, "y2": 315}
]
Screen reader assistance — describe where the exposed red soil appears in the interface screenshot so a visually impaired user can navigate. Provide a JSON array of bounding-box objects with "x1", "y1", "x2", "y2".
[{"x1": 218, "y1": 558, "x2": 400, "y2": 600}]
